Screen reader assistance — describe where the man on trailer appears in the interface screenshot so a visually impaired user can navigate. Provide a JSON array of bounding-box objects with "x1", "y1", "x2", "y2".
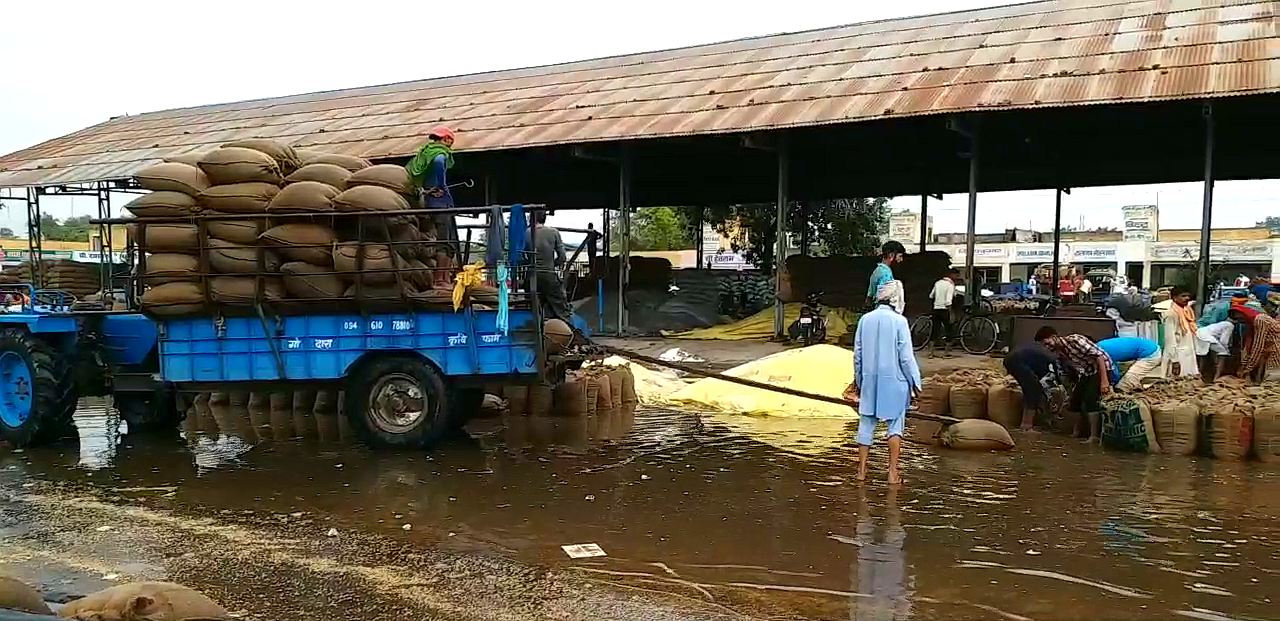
[
  {"x1": 532, "y1": 210, "x2": 572, "y2": 324},
  {"x1": 407, "y1": 126, "x2": 459, "y2": 287}
]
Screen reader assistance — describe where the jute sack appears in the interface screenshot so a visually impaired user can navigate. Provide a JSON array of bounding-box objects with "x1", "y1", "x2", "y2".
[
  {"x1": 222, "y1": 138, "x2": 302, "y2": 175},
  {"x1": 205, "y1": 238, "x2": 281, "y2": 274},
  {"x1": 0, "y1": 575, "x2": 52, "y2": 615},
  {"x1": 281, "y1": 262, "x2": 345, "y2": 299},
  {"x1": 346, "y1": 164, "x2": 415, "y2": 195},
  {"x1": 125, "y1": 191, "x2": 199, "y2": 217},
  {"x1": 332, "y1": 185, "x2": 411, "y2": 212},
  {"x1": 162, "y1": 151, "x2": 210, "y2": 167},
  {"x1": 504, "y1": 385, "x2": 529, "y2": 416},
  {"x1": 529, "y1": 384, "x2": 554, "y2": 416},
  {"x1": 905, "y1": 419, "x2": 945, "y2": 445},
  {"x1": 143, "y1": 254, "x2": 200, "y2": 285},
  {"x1": 204, "y1": 213, "x2": 267, "y2": 245},
  {"x1": 267, "y1": 180, "x2": 339, "y2": 214},
  {"x1": 260, "y1": 224, "x2": 337, "y2": 265},
  {"x1": 940, "y1": 419, "x2": 1015, "y2": 451},
  {"x1": 555, "y1": 375, "x2": 591, "y2": 416},
  {"x1": 135, "y1": 162, "x2": 210, "y2": 196},
  {"x1": 333, "y1": 242, "x2": 403, "y2": 285},
  {"x1": 135, "y1": 223, "x2": 199, "y2": 253},
  {"x1": 620, "y1": 367, "x2": 638, "y2": 405},
  {"x1": 590, "y1": 374, "x2": 613, "y2": 414},
  {"x1": 199, "y1": 147, "x2": 282, "y2": 185},
  {"x1": 915, "y1": 381, "x2": 950, "y2": 416},
  {"x1": 209, "y1": 276, "x2": 285, "y2": 304},
  {"x1": 302, "y1": 152, "x2": 371, "y2": 172},
  {"x1": 1149, "y1": 400, "x2": 1200, "y2": 456},
  {"x1": 198, "y1": 182, "x2": 280, "y2": 214},
  {"x1": 58, "y1": 581, "x2": 228, "y2": 621},
  {"x1": 1206, "y1": 401, "x2": 1255, "y2": 461},
  {"x1": 1100, "y1": 397, "x2": 1161, "y2": 453},
  {"x1": 140, "y1": 282, "x2": 205, "y2": 316},
  {"x1": 948, "y1": 385, "x2": 987, "y2": 420},
  {"x1": 343, "y1": 282, "x2": 418, "y2": 300},
  {"x1": 986, "y1": 384, "x2": 1022, "y2": 430},
  {"x1": 286, "y1": 163, "x2": 351, "y2": 188},
  {"x1": 1254, "y1": 405, "x2": 1280, "y2": 463},
  {"x1": 606, "y1": 367, "x2": 627, "y2": 410}
]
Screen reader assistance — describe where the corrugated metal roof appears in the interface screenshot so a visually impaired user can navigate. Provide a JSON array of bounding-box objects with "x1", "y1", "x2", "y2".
[{"x1": 1, "y1": 0, "x2": 1276, "y2": 187}]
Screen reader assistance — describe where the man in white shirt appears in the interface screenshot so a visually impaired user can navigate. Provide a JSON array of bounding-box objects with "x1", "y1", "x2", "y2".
[
  {"x1": 1078, "y1": 276, "x2": 1093, "y2": 302},
  {"x1": 1195, "y1": 320, "x2": 1234, "y2": 380},
  {"x1": 927, "y1": 268, "x2": 958, "y2": 357}
]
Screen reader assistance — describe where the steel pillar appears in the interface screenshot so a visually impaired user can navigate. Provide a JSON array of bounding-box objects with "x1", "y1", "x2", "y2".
[
  {"x1": 617, "y1": 145, "x2": 632, "y2": 335},
  {"x1": 772, "y1": 134, "x2": 790, "y2": 339},
  {"x1": 964, "y1": 135, "x2": 979, "y2": 303},
  {"x1": 1197, "y1": 104, "x2": 1215, "y2": 305},
  {"x1": 919, "y1": 194, "x2": 928, "y2": 253},
  {"x1": 694, "y1": 207, "x2": 704, "y2": 269},
  {"x1": 1052, "y1": 188, "x2": 1063, "y2": 297}
]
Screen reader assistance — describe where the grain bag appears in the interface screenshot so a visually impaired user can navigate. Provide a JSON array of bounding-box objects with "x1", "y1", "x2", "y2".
[
  {"x1": 125, "y1": 191, "x2": 199, "y2": 217},
  {"x1": 555, "y1": 374, "x2": 591, "y2": 416},
  {"x1": 280, "y1": 262, "x2": 345, "y2": 299},
  {"x1": 948, "y1": 385, "x2": 987, "y2": 420},
  {"x1": 205, "y1": 238, "x2": 280, "y2": 274},
  {"x1": 58, "y1": 581, "x2": 227, "y2": 621},
  {"x1": 905, "y1": 419, "x2": 944, "y2": 445},
  {"x1": 260, "y1": 224, "x2": 338, "y2": 265},
  {"x1": 606, "y1": 367, "x2": 627, "y2": 410},
  {"x1": 269, "y1": 390, "x2": 294, "y2": 440},
  {"x1": 143, "y1": 254, "x2": 200, "y2": 285},
  {"x1": 286, "y1": 162, "x2": 351, "y2": 188},
  {"x1": 986, "y1": 383, "x2": 1022, "y2": 430},
  {"x1": 503, "y1": 385, "x2": 529, "y2": 416},
  {"x1": 136, "y1": 223, "x2": 199, "y2": 253},
  {"x1": 1100, "y1": 397, "x2": 1161, "y2": 453},
  {"x1": 267, "y1": 180, "x2": 339, "y2": 214},
  {"x1": 619, "y1": 367, "x2": 638, "y2": 405},
  {"x1": 333, "y1": 242, "x2": 403, "y2": 284},
  {"x1": 208, "y1": 276, "x2": 285, "y2": 304},
  {"x1": 940, "y1": 419, "x2": 1015, "y2": 451},
  {"x1": 222, "y1": 138, "x2": 301, "y2": 174},
  {"x1": 135, "y1": 162, "x2": 210, "y2": 195},
  {"x1": 0, "y1": 575, "x2": 52, "y2": 615},
  {"x1": 343, "y1": 282, "x2": 417, "y2": 300},
  {"x1": 590, "y1": 374, "x2": 613, "y2": 414},
  {"x1": 345, "y1": 164, "x2": 415, "y2": 195},
  {"x1": 1205, "y1": 401, "x2": 1255, "y2": 461},
  {"x1": 198, "y1": 182, "x2": 280, "y2": 213},
  {"x1": 140, "y1": 282, "x2": 205, "y2": 316},
  {"x1": 915, "y1": 380, "x2": 950, "y2": 417},
  {"x1": 1149, "y1": 400, "x2": 1200, "y2": 456},
  {"x1": 332, "y1": 185, "x2": 411, "y2": 212},
  {"x1": 204, "y1": 213, "x2": 268, "y2": 245},
  {"x1": 162, "y1": 151, "x2": 210, "y2": 167},
  {"x1": 199, "y1": 146, "x2": 282, "y2": 185},
  {"x1": 529, "y1": 384, "x2": 554, "y2": 416},
  {"x1": 302, "y1": 152, "x2": 371, "y2": 172}
]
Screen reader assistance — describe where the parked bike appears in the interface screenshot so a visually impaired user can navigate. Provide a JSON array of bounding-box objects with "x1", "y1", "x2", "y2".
[{"x1": 788, "y1": 290, "x2": 828, "y2": 346}]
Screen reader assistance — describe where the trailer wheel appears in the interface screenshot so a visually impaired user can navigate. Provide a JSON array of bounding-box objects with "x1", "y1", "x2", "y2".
[
  {"x1": 345, "y1": 356, "x2": 452, "y2": 449},
  {"x1": 115, "y1": 391, "x2": 183, "y2": 433},
  {"x1": 0, "y1": 328, "x2": 77, "y2": 447}
]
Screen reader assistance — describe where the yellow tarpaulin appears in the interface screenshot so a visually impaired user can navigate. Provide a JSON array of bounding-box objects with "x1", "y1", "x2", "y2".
[
  {"x1": 661, "y1": 304, "x2": 859, "y2": 341},
  {"x1": 669, "y1": 344, "x2": 857, "y2": 418}
]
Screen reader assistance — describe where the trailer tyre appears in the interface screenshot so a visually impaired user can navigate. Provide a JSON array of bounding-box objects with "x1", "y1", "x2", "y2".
[
  {"x1": 345, "y1": 356, "x2": 452, "y2": 449},
  {"x1": 116, "y1": 390, "x2": 184, "y2": 433},
  {"x1": 0, "y1": 328, "x2": 77, "y2": 447}
]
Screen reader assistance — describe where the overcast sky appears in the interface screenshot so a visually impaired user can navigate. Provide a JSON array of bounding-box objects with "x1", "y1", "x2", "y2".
[{"x1": 1, "y1": 0, "x2": 1275, "y2": 242}]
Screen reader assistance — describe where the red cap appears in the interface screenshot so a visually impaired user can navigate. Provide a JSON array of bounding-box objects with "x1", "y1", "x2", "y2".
[{"x1": 428, "y1": 126, "x2": 455, "y2": 142}]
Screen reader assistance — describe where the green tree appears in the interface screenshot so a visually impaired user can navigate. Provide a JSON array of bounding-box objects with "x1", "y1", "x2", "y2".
[
  {"x1": 609, "y1": 207, "x2": 694, "y2": 251},
  {"x1": 39, "y1": 214, "x2": 93, "y2": 242},
  {"x1": 704, "y1": 198, "x2": 891, "y2": 272},
  {"x1": 0, "y1": 228, "x2": 13, "y2": 238}
]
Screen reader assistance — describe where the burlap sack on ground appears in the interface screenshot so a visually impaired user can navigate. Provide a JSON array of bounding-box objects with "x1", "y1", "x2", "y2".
[
  {"x1": 949, "y1": 385, "x2": 987, "y2": 419},
  {"x1": 222, "y1": 138, "x2": 302, "y2": 175},
  {"x1": 301, "y1": 152, "x2": 371, "y2": 172},
  {"x1": 204, "y1": 213, "x2": 268, "y2": 245},
  {"x1": 590, "y1": 374, "x2": 613, "y2": 414},
  {"x1": 987, "y1": 384, "x2": 1022, "y2": 430},
  {"x1": 140, "y1": 282, "x2": 205, "y2": 315},
  {"x1": 206, "y1": 238, "x2": 281, "y2": 274},
  {"x1": 1206, "y1": 401, "x2": 1255, "y2": 461},
  {"x1": 503, "y1": 385, "x2": 529, "y2": 416},
  {"x1": 58, "y1": 581, "x2": 227, "y2": 620},
  {"x1": 0, "y1": 575, "x2": 52, "y2": 615},
  {"x1": 940, "y1": 419, "x2": 1015, "y2": 451},
  {"x1": 1100, "y1": 397, "x2": 1161, "y2": 453},
  {"x1": 905, "y1": 419, "x2": 945, "y2": 445},
  {"x1": 606, "y1": 367, "x2": 627, "y2": 410},
  {"x1": 209, "y1": 276, "x2": 285, "y2": 304},
  {"x1": 529, "y1": 384, "x2": 554, "y2": 416},
  {"x1": 267, "y1": 180, "x2": 339, "y2": 214},
  {"x1": 619, "y1": 367, "x2": 638, "y2": 404},
  {"x1": 162, "y1": 151, "x2": 210, "y2": 167},
  {"x1": 1149, "y1": 400, "x2": 1200, "y2": 456},
  {"x1": 281, "y1": 262, "x2": 345, "y2": 299},
  {"x1": 332, "y1": 185, "x2": 411, "y2": 212},
  {"x1": 1254, "y1": 405, "x2": 1280, "y2": 463},
  {"x1": 260, "y1": 224, "x2": 337, "y2": 265},
  {"x1": 915, "y1": 381, "x2": 950, "y2": 416},
  {"x1": 345, "y1": 164, "x2": 415, "y2": 195},
  {"x1": 143, "y1": 254, "x2": 200, "y2": 285},
  {"x1": 135, "y1": 224, "x2": 199, "y2": 253},
  {"x1": 198, "y1": 182, "x2": 280, "y2": 214},
  {"x1": 135, "y1": 162, "x2": 210, "y2": 196},
  {"x1": 125, "y1": 191, "x2": 199, "y2": 217},
  {"x1": 333, "y1": 242, "x2": 403, "y2": 284},
  {"x1": 199, "y1": 147, "x2": 283, "y2": 185},
  {"x1": 286, "y1": 163, "x2": 352, "y2": 188},
  {"x1": 555, "y1": 374, "x2": 591, "y2": 416}
]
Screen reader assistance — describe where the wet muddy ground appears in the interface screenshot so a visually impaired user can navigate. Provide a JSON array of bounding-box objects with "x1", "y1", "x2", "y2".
[{"x1": 2, "y1": 398, "x2": 1278, "y2": 620}]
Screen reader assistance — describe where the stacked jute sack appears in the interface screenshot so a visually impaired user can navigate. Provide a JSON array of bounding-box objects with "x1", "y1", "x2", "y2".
[
  {"x1": 1100, "y1": 376, "x2": 1280, "y2": 461},
  {"x1": 912, "y1": 368, "x2": 1019, "y2": 450},
  {"x1": 130, "y1": 139, "x2": 451, "y2": 315},
  {"x1": 183, "y1": 388, "x2": 356, "y2": 444},
  {"x1": 501, "y1": 364, "x2": 638, "y2": 417},
  {"x1": 0, "y1": 574, "x2": 229, "y2": 619},
  {"x1": 2, "y1": 259, "x2": 103, "y2": 298}
]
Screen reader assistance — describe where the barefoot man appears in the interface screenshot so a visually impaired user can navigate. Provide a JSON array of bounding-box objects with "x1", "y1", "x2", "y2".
[{"x1": 844, "y1": 280, "x2": 920, "y2": 485}]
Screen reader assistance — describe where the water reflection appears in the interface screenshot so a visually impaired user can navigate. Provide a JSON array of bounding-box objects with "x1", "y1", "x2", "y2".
[{"x1": 849, "y1": 487, "x2": 911, "y2": 621}]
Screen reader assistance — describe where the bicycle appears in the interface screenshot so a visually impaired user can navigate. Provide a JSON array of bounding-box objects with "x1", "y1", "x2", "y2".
[{"x1": 910, "y1": 300, "x2": 1000, "y2": 355}]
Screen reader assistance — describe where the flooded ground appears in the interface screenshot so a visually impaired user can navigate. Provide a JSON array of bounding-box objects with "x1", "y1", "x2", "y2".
[{"x1": 2, "y1": 398, "x2": 1278, "y2": 620}]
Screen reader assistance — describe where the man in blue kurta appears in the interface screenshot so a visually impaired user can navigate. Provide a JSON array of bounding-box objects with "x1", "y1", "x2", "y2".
[
  {"x1": 845, "y1": 280, "x2": 920, "y2": 485},
  {"x1": 406, "y1": 126, "x2": 458, "y2": 287}
]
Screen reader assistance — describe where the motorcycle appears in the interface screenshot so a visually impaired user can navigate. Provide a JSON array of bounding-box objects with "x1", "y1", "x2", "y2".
[{"x1": 788, "y1": 290, "x2": 828, "y2": 345}]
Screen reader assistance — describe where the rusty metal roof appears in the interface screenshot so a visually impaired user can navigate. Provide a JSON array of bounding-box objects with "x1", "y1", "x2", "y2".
[{"x1": 1, "y1": 0, "x2": 1276, "y2": 188}]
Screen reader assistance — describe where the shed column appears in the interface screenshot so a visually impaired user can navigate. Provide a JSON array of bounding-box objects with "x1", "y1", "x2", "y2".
[
  {"x1": 773, "y1": 135, "x2": 790, "y2": 339},
  {"x1": 618, "y1": 145, "x2": 632, "y2": 335},
  {"x1": 1052, "y1": 188, "x2": 1063, "y2": 297},
  {"x1": 964, "y1": 134, "x2": 979, "y2": 303},
  {"x1": 920, "y1": 194, "x2": 929, "y2": 253},
  {"x1": 1197, "y1": 104, "x2": 1215, "y2": 306}
]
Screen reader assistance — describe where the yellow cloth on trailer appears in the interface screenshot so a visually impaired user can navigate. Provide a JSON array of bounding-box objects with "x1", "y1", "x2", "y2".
[
  {"x1": 669, "y1": 344, "x2": 856, "y2": 418},
  {"x1": 452, "y1": 261, "x2": 486, "y2": 310},
  {"x1": 661, "y1": 303, "x2": 857, "y2": 340}
]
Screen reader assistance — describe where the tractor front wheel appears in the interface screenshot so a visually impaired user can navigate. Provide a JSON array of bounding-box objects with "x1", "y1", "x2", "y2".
[{"x1": 0, "y1": 328, "x2": 77, "y2": 447}]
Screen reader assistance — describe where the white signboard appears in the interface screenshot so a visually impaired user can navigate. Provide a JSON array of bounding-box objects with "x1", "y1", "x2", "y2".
[
  {"x1": 1014, "y1": 244, "x2": 1058, "y2": 262},
  {"x1": 1070, "y1": 245, "x2": 1118, "y2": 262},
  {"x1": 1121, "y1": 205, "x2": 1158, "y2": 242},
  {"x1": 707, "y1": 251, "x2": 750, "y2": 270},
  {"x1": 1150, "y1": 243, "x2": 1274, "y2": 263},
  {"x1": 71, "y1": 251, "x2": 128, "y2": 264}
]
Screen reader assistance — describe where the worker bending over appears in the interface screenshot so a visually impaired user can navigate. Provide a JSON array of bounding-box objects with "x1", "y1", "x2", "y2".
[
  {"x1": 1003, "y1": 340, "x2": 1062, "y2": 431},
  {"x1": 1035, "y1": 326, "x2": 1114, "y2": 444},
  {"x1": 1195, "y1": 320, "x2": 1234, "y2": 381},
  {"x1": 1096, "y1": 337, "x2": 1161, "y2": 391}
]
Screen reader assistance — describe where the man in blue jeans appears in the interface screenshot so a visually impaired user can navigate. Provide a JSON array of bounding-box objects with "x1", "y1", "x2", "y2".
[{"x1": 1096, "y1": 336, "x2": 1161, "y2": 391}]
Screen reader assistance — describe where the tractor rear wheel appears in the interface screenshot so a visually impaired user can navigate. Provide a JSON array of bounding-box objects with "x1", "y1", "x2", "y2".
[
  {"x1": 0, "y1": 328, "x2": 77, "y2": 447},
  {"x1": 344, "y1": 356, "x2": 455, "y2": 449}
]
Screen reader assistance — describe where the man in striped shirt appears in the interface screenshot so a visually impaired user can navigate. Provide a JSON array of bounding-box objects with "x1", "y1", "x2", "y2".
[{"x1": 1035, "y1": 326, "x2": 1114, "y2": 444}]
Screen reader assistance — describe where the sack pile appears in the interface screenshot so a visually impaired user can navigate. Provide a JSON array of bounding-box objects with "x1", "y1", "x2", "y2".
[
  {"x1": 1, "y1": 260, "x2": 104, "y2": 299},
  {"x1": 503, "y1": 366, "x2": 636, "y2": 417},
  {"x1": 132, "y1": 140, "x2": 458, "y2": 316},
  {"x1": 917, "y1": 369, "x2": 1022, "y2": 429}
]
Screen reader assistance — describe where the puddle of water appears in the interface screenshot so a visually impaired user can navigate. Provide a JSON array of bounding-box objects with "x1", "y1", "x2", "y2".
[{"x1": 2, "y1": 398, "x2": 1279, "y2": 620}]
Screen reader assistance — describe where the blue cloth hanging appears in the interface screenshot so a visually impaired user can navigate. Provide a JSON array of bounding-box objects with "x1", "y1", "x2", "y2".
[
  {"x1": 496, "y1": 262, "x2": 510, "y2": 336},
  {"x1": 486, "y1": 205, "x2": 506, "y2": 267},
  {"x1": 508, "y1": 204, "x2": 527, "y2": 266}
]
